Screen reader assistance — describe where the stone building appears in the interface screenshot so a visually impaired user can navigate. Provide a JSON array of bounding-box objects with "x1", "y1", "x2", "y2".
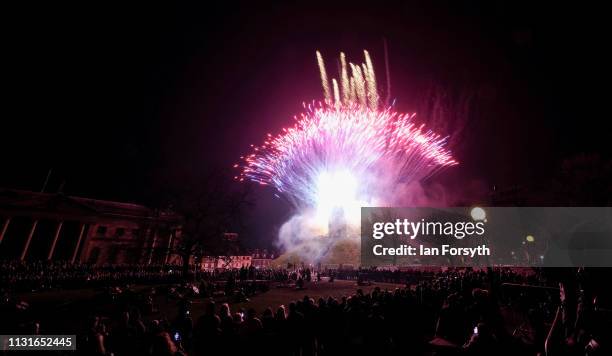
[
  {"x1": 251, "y1": 248, "x2": 276, "y2": 269},
  {"x1": 0, "y1": 188, "x2": 182, "y2": 264}
]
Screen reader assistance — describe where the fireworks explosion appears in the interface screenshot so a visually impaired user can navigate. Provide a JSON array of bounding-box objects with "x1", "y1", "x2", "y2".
[{"x1": 236, "y1": 50, "x2": 457, "y2": 262}]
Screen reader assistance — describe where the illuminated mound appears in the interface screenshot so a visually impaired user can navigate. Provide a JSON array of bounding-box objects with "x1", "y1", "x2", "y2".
[{"x1": 273, "y1": 238, "x2": 360, "y2": 268}]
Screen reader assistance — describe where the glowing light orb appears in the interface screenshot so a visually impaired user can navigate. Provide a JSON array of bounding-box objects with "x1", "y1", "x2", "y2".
[
  {"x1": 315, "y1": 170, "x2": 358, "y2": 213},
  {"x1": 526, "y1": 235, "x2": 535, "y2": 243},
  {"x1": 313, "y1": 170, "x2": 363, "y2": 226},
  {"x1": 470, "y1": 207, "x2": 486, "y2": 221}
]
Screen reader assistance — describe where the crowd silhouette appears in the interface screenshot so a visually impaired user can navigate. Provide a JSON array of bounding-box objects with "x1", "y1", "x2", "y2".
[{"x1": 1, "y1": 261, "x2": 610, "y2": 355}]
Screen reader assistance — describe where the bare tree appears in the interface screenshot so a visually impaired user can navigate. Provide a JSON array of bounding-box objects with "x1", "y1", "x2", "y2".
[{"x1": 164, "y1": 171, "x2": 254, "y2": 277}]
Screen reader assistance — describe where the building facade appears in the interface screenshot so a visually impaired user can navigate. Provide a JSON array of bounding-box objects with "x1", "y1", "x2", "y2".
[
  {"x1": 0, "y1": 189, "x2": 182, "y2": 264},
  {"x1": 201, "y1": 255, "x2": 253, "y2": 270},
  {"x1": 251, "y1": 248, "x2": 276, "y2": 269},
  {"x1": 199, "y1": 248, "x2": 277, "y2": 271}
]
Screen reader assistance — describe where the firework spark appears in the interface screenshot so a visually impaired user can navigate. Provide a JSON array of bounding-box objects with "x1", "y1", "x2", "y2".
[{"x1": 237, "y1": 50, "x2": 457, "y2": 221}]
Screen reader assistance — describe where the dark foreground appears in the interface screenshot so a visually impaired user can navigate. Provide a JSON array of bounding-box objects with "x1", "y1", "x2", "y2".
[{"x1": 2, "y1": 263, "x2": 611, "y2": 355}]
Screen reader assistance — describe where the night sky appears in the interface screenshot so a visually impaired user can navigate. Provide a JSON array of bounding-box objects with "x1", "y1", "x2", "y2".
[{"x1": 3, "y1": 2, "x2": 609, "y2": 247}]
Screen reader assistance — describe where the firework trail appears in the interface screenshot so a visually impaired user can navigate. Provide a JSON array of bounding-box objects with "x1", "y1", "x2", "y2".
[{"x1": 237, "y1": 50, "x2": 457, "y2": 218}]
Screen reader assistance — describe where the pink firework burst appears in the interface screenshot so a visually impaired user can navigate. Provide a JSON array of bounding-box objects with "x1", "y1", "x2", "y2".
[{"x1": 237, "y1": 102, "x2": 457, "y2": 209}]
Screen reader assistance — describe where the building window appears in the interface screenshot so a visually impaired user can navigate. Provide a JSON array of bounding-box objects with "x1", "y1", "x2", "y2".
[
  {"x1": 87, "y1": 247, "x2": 101, "y2": 264},
  {"x1": 97, "y1": 226, "x2": 107, "y2": 236},
  {"x1": 115, "y1": 228, "x2": 125, "y2": 237}
]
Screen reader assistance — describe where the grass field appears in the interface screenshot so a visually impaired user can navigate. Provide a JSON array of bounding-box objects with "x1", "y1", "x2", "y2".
[
  {"x1": 14, "y1": 280, "x2": 403, "y2": 334},
  {"x1": 216, "y1": 279, "x2": 403, "y2": 313}
]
